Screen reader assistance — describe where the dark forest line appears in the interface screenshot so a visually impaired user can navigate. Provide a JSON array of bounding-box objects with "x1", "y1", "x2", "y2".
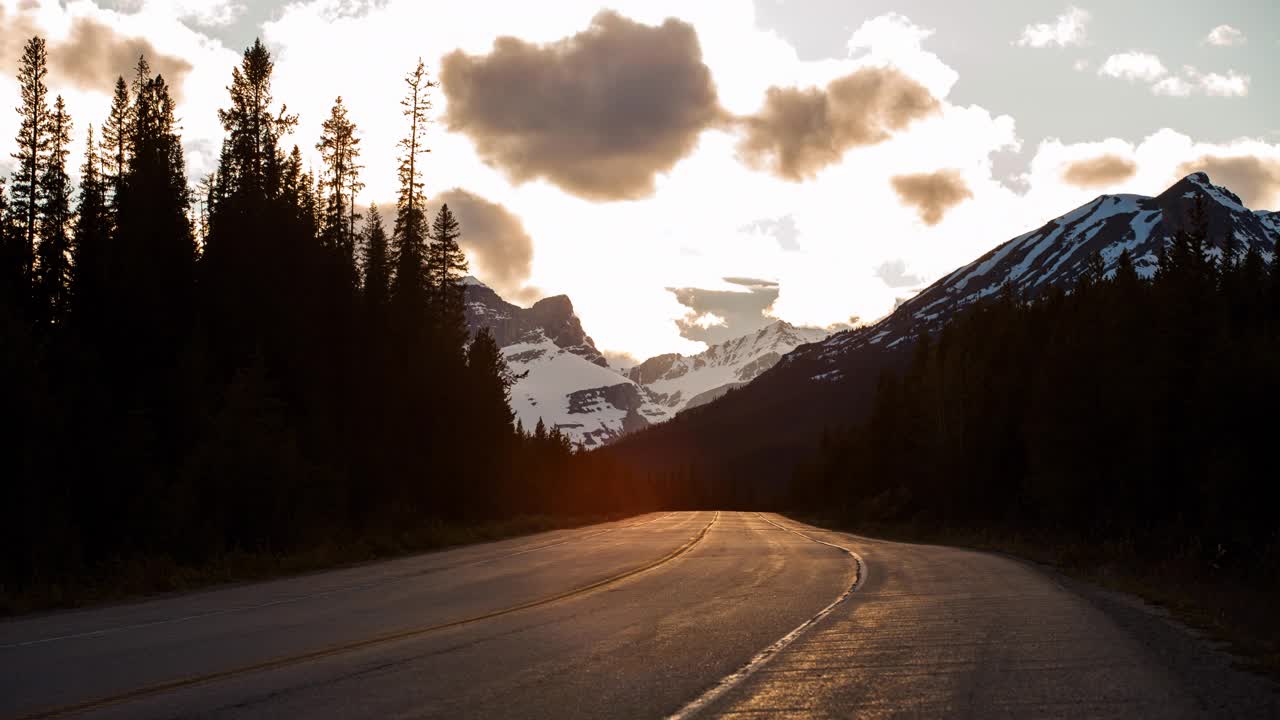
[
  {"x1": 790, "y1": 205, "x2": 1280, "y2": 588},
  {"x1": 0, "y1": 37, "x2": 668, "y2": 611}
]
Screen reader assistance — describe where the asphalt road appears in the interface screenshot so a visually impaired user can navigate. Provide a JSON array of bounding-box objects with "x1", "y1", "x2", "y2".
[{"x1": 2, "y1": 512, "x2": 1275, "y2": 719}]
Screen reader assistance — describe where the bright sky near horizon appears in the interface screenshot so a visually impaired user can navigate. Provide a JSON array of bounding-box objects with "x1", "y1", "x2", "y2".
[{"x1": 1, "y1": 0, "x2": 1277, "y2": 360}]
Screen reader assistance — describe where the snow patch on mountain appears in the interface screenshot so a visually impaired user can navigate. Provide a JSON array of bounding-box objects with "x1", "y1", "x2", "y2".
[{"x1": 503, "y1": 331, "x2": 650, "y2": 447}]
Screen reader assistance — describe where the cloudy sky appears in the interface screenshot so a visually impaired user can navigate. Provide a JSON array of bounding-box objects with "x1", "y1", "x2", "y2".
[{"x1": 1, "y1": 0, "x2": 1278, "y2": 359}]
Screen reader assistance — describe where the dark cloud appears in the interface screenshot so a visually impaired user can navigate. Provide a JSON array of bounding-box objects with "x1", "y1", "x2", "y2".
[
  {"x1": 736, "y1": 67, "x2": 940, "y2": 181},
  {"x1": 441, "y1": 11, "x2": 723, "y2": 202},
  {"x1": 668, "y1": 282, "x2": 779, "y2": 345},
  {"x1": 890, "y1": 169, "x2": 973, "y2": 225},
  {"x1": 1176, "y1": 155, "x2": 1280, "y2": 210},
  {"x1": 1061, "y1": 154, "x2": 1138, "y2": 188},
  {"x1": 425, "y1": 189, "x2": 540, "y2": 303},
  {"x1": 739, "y1": 214, "x2": 800, "y2": 251},
  {"x1": 0, "y1": 9, "x2": 193, "y2": 98},
  {"x1": 875, "y1": 259, "x2": 924, "y2": 289}
]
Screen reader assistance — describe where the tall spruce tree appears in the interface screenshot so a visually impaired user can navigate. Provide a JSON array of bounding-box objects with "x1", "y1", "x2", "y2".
[
  {"x1": 100, "y1": 77, "x2": 132, "y2": 210},
  {"x1": 362, "y1": 203, "x2": 391, "y2": 312},
  {"x1": 205, "y1": 39, "x2": 300, "y2": 367},
  {"x1": 72, "y1": 125, "x2": 110, "y2": 326},
  {"x1": 316, "y1": 97, "x2": 362, "y2": 287},
  {"x1": 427, "y1": 203, "x2": 468, "y2": 352},
  {"x1": 466, "y1": 327, "x2": 515, "y2": 436},
  {"x1": 34, "y1": 95, "x2": 73, "y2": 328},
  {"x1": 113, "y1": 67, "x2": 195, "y2": 362},
  {"x1": 215, "y1": 40, "x2": 296, "y2": 200},
  {"x1": 390, "y1": 60, "x2": 435, "y2": 323},
  {"x1": 11, "y1": 37, "x2": 51, "y2": 300}
]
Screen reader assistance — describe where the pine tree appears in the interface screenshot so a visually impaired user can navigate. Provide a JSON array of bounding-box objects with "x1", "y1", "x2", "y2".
[
  {"x1": 1112, "y1": 247, "x2": 1140, "y2": 304},
  {"x1": 215, "y1": 39, "x2": 297, "y2": 200},
  {"x1": 113, "y1": 66, "x2": 195, "y2": 360},
  {"x1": 361, "y1": 203, "x2": 391, "y2": 312},
  {"x1": 316, "y1": 97, "x2": 362, "y2": 287},
  {"x1": 205, "y1": 39, "x2": 301, "y2": 368},
  {"x1": 72, "y1": 125, "x2": 110, "y2": 325},
  {"x1": 34, "y1": 95, "x2": 73, "y2": 328},
  {"x1": 466, "y1": 327, "x2": 515, "y2": 436},
  {"x1": 1081, "y1": 250, "x2": 1105, "y2": 290},
  {"x1": 427, "y1": 203, "x2": 468, "y2": 351},
  {"x1": 390, "y1": 60, "x2": 435, "y2": 323},
  {"x1": 11, "y1": 37, "x2": 52, "y2": 298},
  {"x1": 100, "y1": 77, "x2": 132, "y2": 209}
]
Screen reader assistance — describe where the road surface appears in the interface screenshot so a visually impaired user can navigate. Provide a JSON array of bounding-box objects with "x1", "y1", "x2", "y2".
[{"x1": 2, "y1": 511, "x2": 1276, "y2": 718}]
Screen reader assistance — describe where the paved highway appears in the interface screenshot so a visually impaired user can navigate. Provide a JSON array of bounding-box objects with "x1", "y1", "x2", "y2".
[{"x1": 2, "y1": 512, "x2": 1275, "y2": 718}]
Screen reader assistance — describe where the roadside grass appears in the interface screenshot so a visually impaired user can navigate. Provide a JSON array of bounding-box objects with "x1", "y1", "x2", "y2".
[
  {"x1": 0, "y1": 513, "x2": 628, "y2": 618},
  {"x1": 787, "y1": 513, "x2": 1280, "y2": 682}
]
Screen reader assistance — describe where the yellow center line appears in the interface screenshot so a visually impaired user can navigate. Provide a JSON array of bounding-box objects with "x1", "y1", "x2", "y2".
[{"x1": 15, "y1": 511, "x2": 719, "y2": 720}]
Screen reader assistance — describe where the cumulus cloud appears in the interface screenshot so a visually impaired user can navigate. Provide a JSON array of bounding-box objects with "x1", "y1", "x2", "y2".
[
  {"x1": 1061, "y1": 154, "x2": 1138, "y2": 187},
  {"x1": 668, "y1": 280, "x2": 779, "y2": 345},
  {"x1": 425, "y1": 189, "x2": 541, "y2": 303},
  {"x1": 1205, "y1": 25, "x2": 1246, "y2": 47},
  {"x1": 1015, "y1": 6, "x2": 1090, "y2": 48},
  {"x1": 440, "y1": 11, "x2": 722, "y2": 202},
  {"x1": 1198, "y1": 70, "x2": 1249, "y2": 97},
  {"x1": 1175, "y1": 156, "x2": 1280, "y2": 209},
  {"x1": 49, "y1": 16, "x2": 194, "y2": 96},
  {"x1": 1152, "y1": 67, "x2": 1249, "y2": 98},
  {"x1": 874, "y1": 259, "x2": 924, "y2": 289},
  {"x1": 735, "y1": 67, "x2": 939, "y2": 181},
  {"x1": 890, "y1": 169, "x2": 973, "y2": 225},
  {"x1": 1151, "y1": 75, "x2": 1194, "y2": 97},
  {"x1": 1098, "y1": 52, "x2": 1168, "y2": 83},
  {"x1": 1098, "y1": 53, "x2": 1249, "y2": 98}
]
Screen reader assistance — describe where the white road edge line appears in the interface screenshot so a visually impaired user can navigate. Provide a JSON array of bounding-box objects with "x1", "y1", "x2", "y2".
[{"x1": 665, "y1": 512, "x2": 866, "y2": 720}]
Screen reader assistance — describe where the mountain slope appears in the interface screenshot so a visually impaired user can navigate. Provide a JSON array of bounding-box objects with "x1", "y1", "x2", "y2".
[{"x1": 605, "y1": 173, "x2": 1280, "y2": 496}]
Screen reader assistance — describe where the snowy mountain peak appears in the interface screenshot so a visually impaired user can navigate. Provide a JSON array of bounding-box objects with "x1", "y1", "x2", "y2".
[
  {"x1": 1168, "y1": 172, "x2": 1247, "y2": 211},
  {"x1": 791, "y1": 173, "x2": 1279, "y2": 380},
  {"x1": 464, "y1": 284, "x2": 607, "y2": 367}
]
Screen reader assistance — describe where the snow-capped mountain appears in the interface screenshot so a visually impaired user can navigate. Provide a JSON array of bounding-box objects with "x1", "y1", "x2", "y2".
[
  {"x1": 463, "y1": 280, "x2": 829, "y2": 447},
  {"x1": 606, "y1": 173, "x2": 1279, "y2": 487},
  {"x1": 793, "y1": 172, "x2": 1279, "y2": 383},
  {"x1": 628, "y1": 321, "x2": 828, "y2": 414}
]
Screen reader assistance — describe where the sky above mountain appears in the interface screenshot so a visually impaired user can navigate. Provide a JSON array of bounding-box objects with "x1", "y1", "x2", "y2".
[{"x1": 1, "y1": 0, "x2": 1277, "y2": 358}]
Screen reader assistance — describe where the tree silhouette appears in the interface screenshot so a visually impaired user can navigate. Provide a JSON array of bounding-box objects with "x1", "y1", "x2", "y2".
[
  {"x1": 317, "y1": 96, "x2": 362, "y2": 289},
  {"x1": 428, "y1": 203, "x2": 468, "y2": 354},
  {"x1": 10, "y1": 37, "x2": 51, "y2": 304},
  {"x1": 34, "y1": 95, "x2": 72, "y2": 329},
  {"x1": 101, "y1": 77, "x2": 132, "y2": 209},
  {"x1": 71, "y1": 125, "x2": 110, "y2": 329},
  {"x1": 362, "y1": 203, "x2": 391, "y2": 313}
]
